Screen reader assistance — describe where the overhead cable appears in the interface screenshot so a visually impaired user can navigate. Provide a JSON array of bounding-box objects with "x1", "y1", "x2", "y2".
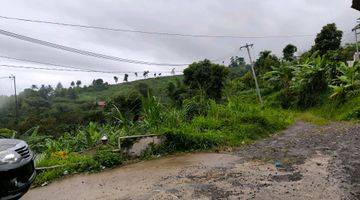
[
  {"x1": 0, "y1": 15, "x2": 316, "y2": 39},
  {"x1": 0, "y1": 29, "x2": 190, "y2": 66}
]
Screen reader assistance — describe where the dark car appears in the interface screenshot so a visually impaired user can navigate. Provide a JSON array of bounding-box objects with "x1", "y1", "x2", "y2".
[{"x1": 0, "y1": 138, "x2": 36, "y2": 200}]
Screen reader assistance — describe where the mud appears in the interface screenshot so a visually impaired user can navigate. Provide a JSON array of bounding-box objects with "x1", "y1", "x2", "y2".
[{"x1": 23, "y1": 121, "x2": 360, "y2": 200}]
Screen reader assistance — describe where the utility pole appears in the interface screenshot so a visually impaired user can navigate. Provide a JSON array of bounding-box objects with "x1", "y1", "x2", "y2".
[
  {"x1": 240, "y1": 43, "x2": 263, "y2": 104},
  {"x1": 353, "y1": 18, "x2": 360, "y2": 60},
  {"x1": 9, "y1": 75, "x2": 18, "y2": 125}
]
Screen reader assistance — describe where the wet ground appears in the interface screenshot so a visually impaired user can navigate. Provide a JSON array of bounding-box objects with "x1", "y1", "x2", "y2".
[{"x1": 23, "y1": 121, "x2": 360, "y2": 200}]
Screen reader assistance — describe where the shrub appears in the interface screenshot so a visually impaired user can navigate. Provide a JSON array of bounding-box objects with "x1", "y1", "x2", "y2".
[
  {"x1": 344, "y1": 107, "x2": 360, "y2": 120},
  {"x1": 291, "y1": 56, "x2": 328, "y2": 108},
  {"x1": 34, "y1": 153, "x2": 99, "y2": 186},
  {"x1": 93, "y1": 147, "x2": 123, "y2": 168},
  {"x1": 183, "y1": 96, "x2": 210, "y2": 120},
  {"x1": 162, "y1": 99, "x2": 293, "y2": 151},
  {"x1": 0, "y1": 128, "x2": 16, "y2": 138}
]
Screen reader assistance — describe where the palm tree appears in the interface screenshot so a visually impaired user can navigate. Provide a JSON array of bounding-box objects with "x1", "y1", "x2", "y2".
[
  {"x1": 76, "y1": 80, "x2": 82, "y2": 87},
  {"x1": 114, "y1": 76, "x2": 118, "y2": 83},
  {"x1": 124, "y1": 74, "x2": 129, "y2": 82}
]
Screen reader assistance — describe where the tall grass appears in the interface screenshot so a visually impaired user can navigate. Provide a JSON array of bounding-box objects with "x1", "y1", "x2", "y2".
[{"x1": 161, "y1": 97, "x2": 293, "y2": 151}]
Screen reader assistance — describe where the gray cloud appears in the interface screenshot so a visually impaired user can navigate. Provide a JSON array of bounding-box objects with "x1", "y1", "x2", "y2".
[{"x1": 0, "y1": 0, "x2": 358, "y2": 95}]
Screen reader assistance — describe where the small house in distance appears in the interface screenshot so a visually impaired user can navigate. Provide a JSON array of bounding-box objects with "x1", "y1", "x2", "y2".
[{"x1": 353, "y1": 0, "x2": 360, "y2": 11}]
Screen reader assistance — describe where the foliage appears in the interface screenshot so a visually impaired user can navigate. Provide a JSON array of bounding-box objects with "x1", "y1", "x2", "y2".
[
  {"x1": 312, "y1": 23, "x2": 343, "y2": 56},
  {"x1": 106, "y1": 93, "x2": 142, "y2": 122},
  {"x1": 263, "y1": 62, "x2": 294, "y2": 90},
  {"x1": 290, "y1": 56, "x2": 329, "y2": 108},
  {"x1": 113, "y1": 76, "x2": 119, "y2": 83},
  {"x1": 183, "y1": 59, "x2": 229, "y2": 101},
  {"x1": 283, "y1": 44, "x2": 297, "y2": 61},
  {"x1": 254, "y1": 51, "x2": 281, "y2": 75},
  {"x1": 123, "y1": 74, "x2": 129, "y2": 82},
  {"x1": 329, "y1": 62, "x2": 360, "y2": 101},
  {"x1": 166, "y1": 79, "x2": 186, "y2": 107},
  {"x1": 0, "y1": 128, "x2": 16, "y2": 138},
  {"x1": 142, "y1": 95, "x2": 165, "y2": 129},
  {"x1": 183, "y1": 95, "x2": 210, "y2": 120},
  {"x1": 34, "y1": 153, "x2": 100, "y2": 186},
  {"x1": 93, "y1": 147, "x2": 123, "y2": 168},
  {"x1": 229, "y1": 56, "x2": 246, "y2": 68},
  {"x1": 227, "y1": 65, "x2": 251, "y2": 80},
  {"x1": 163, "y1": 100, "x2": 293, "y2": 151},
  {"x1": 136, "y1": 82, "x2": 151, "y2": 98}
]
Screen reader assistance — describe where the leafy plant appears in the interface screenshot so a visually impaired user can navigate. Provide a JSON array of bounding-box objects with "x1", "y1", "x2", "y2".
[
  {"x1": 291, "y1": 56, "x2": 328, "y2": 108},
  {"x1": 93, "y1": 147, "x2": 123, "y2": 168},
  {"x1": 184, "y1": 59, "x2": 229, "y2": 101},
  {"x1": 330, "y1": 62, "x2": 360, "y2": 100}
]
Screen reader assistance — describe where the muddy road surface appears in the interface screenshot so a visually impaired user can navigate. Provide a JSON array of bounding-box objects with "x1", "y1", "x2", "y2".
[{"x1": 23, "y1": 121, "x2": 360, "y2": 200}]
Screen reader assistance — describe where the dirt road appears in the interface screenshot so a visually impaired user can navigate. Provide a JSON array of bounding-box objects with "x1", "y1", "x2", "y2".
[{"x1": 23, "y1": 121, "x2": 360, "y2": 200}]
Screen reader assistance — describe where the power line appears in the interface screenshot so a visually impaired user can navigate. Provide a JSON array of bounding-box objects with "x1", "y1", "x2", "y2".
[
  {"x1": 0, "y1": 64, "x2": 182, "y2": 74},
  {"x1": 0, "y1": 55, "x2": 98, "y2": 72},
  {"x1": 0, "y1": 60, "x2": 184, "y2": 74},
  {"x1": 0, "y1": 64, "x2": 101, "y2": 72},
  {"x1": 0, "y1": 28, "x2": 191, "y2": 66},
  {"x1": 0, "y1": 55, "x2": 181, "y2": 73},
  {"x1": 0, "y1": 15, "x2": 316, "y2": 39}
]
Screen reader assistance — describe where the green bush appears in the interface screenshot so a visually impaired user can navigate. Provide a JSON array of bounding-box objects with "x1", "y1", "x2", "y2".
[
  {"x1": 93, "y1": 148, "x2": 123, "y2": 168},
  {"x1": 344, "y1": 107, "x2": 360, "y2": 120},
  {"x1": 0, "y1": 128, "x2": 16, "y2": 138},
  {"x1": 162, "y1": 99, "x2": 293, "y2": 151},
  {"x1": 34, "y1": 153, "x2": 100, "y2": 186},
  {"x1": 183, "y1": 96, "x2": 210, "y2": 120}
]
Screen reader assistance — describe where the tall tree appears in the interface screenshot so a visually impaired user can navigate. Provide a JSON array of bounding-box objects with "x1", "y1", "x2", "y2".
[
  {"x1": 229, "y1": 56, "x2": 246, "y2": 68},
  {"x1": 76, "y1": 80, "x2": 82, "y2": 87},
  {"x1": 70, "y1": 81, "x2": 75, "y2": 87},
  {"x1": 312, "y1": 23, "x2": 343, "y2": 56},
  {"x1": 92, "y1": 79, "x2": 104, "y2": 86},
  {"x1": 124, "y1": 74, "x2": 129, "y2": 82},
  {"x1": 283, "y1": 44, "x2": 298, "y2": 61},
  {"x1": 113, "y1": 76, "x2": 118, "y2": 83},
  {"x1": 184, "y1": 59, "x2": 229, "y2": 100},
  {"x1": 255, "y1": 51, "x2": 280, "y2": 75},
  {"x1": 55, "y1": 82, "x2": 63, "y2": 90},
  {"x1": 55, "y1": 82, "x2": 65, "y2": 97}
]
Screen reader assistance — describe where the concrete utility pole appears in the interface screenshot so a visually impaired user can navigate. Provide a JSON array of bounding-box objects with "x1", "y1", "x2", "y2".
[
  {"x1": 9, "y1": 75, "x2": 18, "y2": 125},
  {"x1": 352, "y1": 18, "x2": 360, "y2": 62},
  {"x1": 240, "y1": 43, "x2": 263, "y2": 104},
  {"x1": 355, "y1": 18, "x2": 360, "y2": 56},
  {"x1": 356, "y1": 28, "x2": 359, "y2": 54}
]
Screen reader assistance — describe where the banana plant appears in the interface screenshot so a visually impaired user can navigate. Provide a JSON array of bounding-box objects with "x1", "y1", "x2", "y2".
[
  {"x1": 263, "y1": 61, "x2": 295, "y2": 90},
  {"x1": 330, "y1": 62, "x2": 360, "y2": 100}
]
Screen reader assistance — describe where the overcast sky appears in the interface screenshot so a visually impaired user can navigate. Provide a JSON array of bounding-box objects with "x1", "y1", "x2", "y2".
[{"x1": 0, "y1": 0, "x2": 358, "y2": 95}]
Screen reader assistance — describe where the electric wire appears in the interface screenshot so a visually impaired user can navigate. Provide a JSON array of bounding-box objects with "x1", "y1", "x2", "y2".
[
  {"x1": 0, "y1": 29, "x2": 191, "y2": 66},
  {"x1": 0, "y1": 15, "x2": 316, "y2": 39},
  {"x1": 0, "y1": 64, "x2": 182, "y2": 74},
  {"x1": 0, "y1": 55, "x2": 183, "y2": 73}
]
